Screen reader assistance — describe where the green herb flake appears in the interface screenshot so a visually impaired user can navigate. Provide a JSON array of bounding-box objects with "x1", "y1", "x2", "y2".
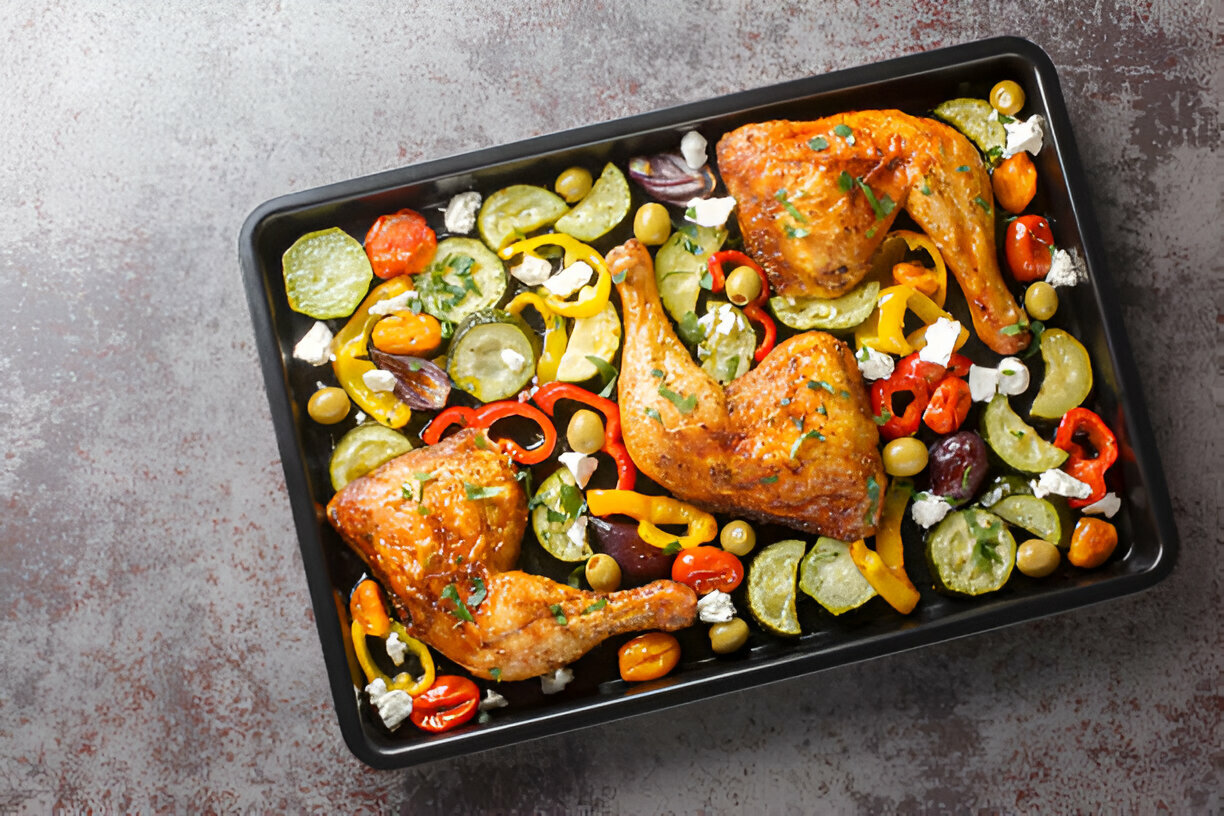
[
  {"x1": 699, "y1": 269, "x2": 714, "y2": 290},
  {"x1": 808, "y1": 136, "x2": 829, "y2": 151},
  {"x1": 417, "y1": 505, "x2": 431, "y2": 516},
  {"x1": 490, "y1": 667, "x2": 502, "y2": 682},
  {"x1": 961, "y1": 464, "x2": 974, "y2": 492},
  {"x1": 723, "y1": 355, "x2": 741, "y2": 382},
  {"x1": 774, "y1": 188, "x2": 808, "y2": 224},
  {"x1": 464, "y1": 483, "x2": 504, "y2": 501},
  {"x1": 790, "y1": 416, "x2": 805, "y2": 430},
  {"x1": 612, "y1": 269, "x2": 627, "y2": 285},
  {"x1": 651, "y1": 368, "x2": 665, "y2": 379},
  {"x1": 682, "y1": 236, "x2": 702, "y2": 255},
  {"x1": 549, "y1": 603, "x2": 568, "y2": 625},
  {"x1": 658, "y1": 385, "x2": 698, "y2": 414},
  {"x1": 997, "y1": 113, "x2": 1015, "y2": 125},
  {"x1": 473, "y1": 434, "x2": 490, "y2": 450},
  {"x1": 565, "y1": 562, "x2": 586, "y2": 588},
  {"x1": 833, "y1": 123, "x2": 853, "y2": 138},
  {"x1": 685, "y1": 206, "x2": 698, "y2": 221},
  {"x1": 583, "y1": 598, "x2": 608, "y2": 615},
  {"x1": 855, "y1": 178, "x2": 896, "y2": 220},
  {"x1": 985, "y1": 146, "x2": 1004, "y2": 163},
  {"x1": 759, "y1": 475, "x2": 779, "y2": 485},
  {"x1": 956, "y1": 165, "x2": 970, "y2": 173},
  {"x1": 678, "y1": 310, "x2": 703, "y2": 345},
  {"x1": 784, "y1": 225, "x2": 811, "y2": 239},
  {"x1": 920, "y1": 180, "x2": 933, "y2": 196},
  {"x1": 586, "y1": 355, "x2": 619, "y2": 397},
  {"x1": 662, "y1": 541, "x2": 683, "y2": 556},
  {"x1": 1011, "y1": 429, "x2": 1026, "y2": 439},
  {"x1": 808, "y1": 379, "x2": 835, "y2": 394},
  {"x1": 873, "y1": 407, "x2": 893, "y2": 426},
  {"x1": 789, "y1": 429, "x2": 826, "y2": 459},
  {"x1": 865, "y1": 227, "x2": 877, "y2": 239},
  {"x1": 974, "y1": 196, "x2": 993, "y2": 215},
  {"x1": 838, "y1": 171, "x2": 855, "y2": 193},
  {"x1": 864, "y1": 475, "x2": 881, "y2": 524},
  {"x1": 780, "y1": 397, "x2": 792, "y2": 406},
  {"x1": 839, "y1": 389, "x2": 851, "y2": 399},
  {"x1": 441, "y1": 583, "x2": 474, "y2": 622},
  {"x1": 558, "y1": 482, "x2": 585, "y2": 518},
  {"x1": 817, "y1": 404, "x2": 827, "y2": 416},
  {"x1": 644, "y1": 406, "x2": 663, "y2": 425}
]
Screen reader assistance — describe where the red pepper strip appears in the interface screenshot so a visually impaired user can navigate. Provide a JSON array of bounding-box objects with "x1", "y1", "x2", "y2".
[
  {"x1": 923, "y1": 376, "x2": 972, "y2": 434},
  {"x1": 894, "y1": 351, "x2": 972, "y2": 387},
  {"x1": 409, "y1": 675, "x2": 479, "y2": 734},
  {"x1": 871, "y1": 373, "x2": 930, "y2": 440},
  {"x1": 421, "y1": 402, "x2": 557, "y2": 465},
  {"x1": 707, "y1": 250, "x2": 777, "y2": 361},
  {"x1": 1053, "y1": 407, "x2": 1119, "y2": 508},
  {"x1": 532, "y1": 381, "x2": 637, "y2": 489}
]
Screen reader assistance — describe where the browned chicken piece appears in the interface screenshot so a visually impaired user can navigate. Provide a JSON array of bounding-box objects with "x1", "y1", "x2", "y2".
[
  {"x1": 327, "y1": 428, "x2": 697, "y2": 682},
  {"x1": 717, "y1": 110, "x2": 1030, "y2": 354},
  {"x1": 611, "y1": 240, "x2": 885, "y2": 541}
]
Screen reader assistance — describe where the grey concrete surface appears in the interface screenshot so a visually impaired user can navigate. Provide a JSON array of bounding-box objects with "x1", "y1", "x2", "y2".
[{"x1": 1, "y1": 1, "x2": 1220, "y2": 812}]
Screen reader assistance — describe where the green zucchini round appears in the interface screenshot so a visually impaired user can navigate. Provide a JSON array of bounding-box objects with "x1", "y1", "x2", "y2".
[
  {"x1": 926, "y1": 508, "x2": 1016, "y2": 596},
  {"x1": 447, "y1": 309, "x2": 539, "y2": 403}
]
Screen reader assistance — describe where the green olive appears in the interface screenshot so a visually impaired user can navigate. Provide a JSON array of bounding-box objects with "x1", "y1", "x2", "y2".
[
  {"x1": 709, "y1": 617, "x2": 750, "y2": 654},
  {"x1": 725, "y1": 265, "x2": 762, "y2": 306},
  {"x1": 882, "y1": 437, "x2": 928, "y2": 477},
  {"x1": 633, "y1": 203, "x2": 671, "y2": 246},
  {"x1": 585, "y1": 553, "x2": 622, "y2": 592},
  {"x1": 1025, "y1": 281, "x2": 1059, "y2": 321},
  {"x1": 555, "y1": 167, "x2": 593, "y2": 203},
  {"x1": 1016, "y1": 538, "x2": 1061, "y2": 578},
  {"x1": 566, "y1": 409, "x2": 605, "y2": 455},
  {"x1": 990, "y1": 80, "x2": 1025, "y2": 116},
  {"x1": 719, "y1": 520, "x2": 756, "y2": 556},
  {"x1": 308, "y1": 387, "x2": 350, "y2": 425}
]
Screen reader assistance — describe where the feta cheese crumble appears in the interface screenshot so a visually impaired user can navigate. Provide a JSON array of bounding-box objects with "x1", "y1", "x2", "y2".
[
  {"x1": 680, "y1": 130, "x2": 707, "y2": 169},
  {"x1": 543, "y1": 261, "x2": 593, "y2": 298},
  {"x1": 385, "y1": 631, "x2": 408, "y2": 666},
  {"x1": 995, "y1": 357, "x2": 1030, "y2": 396},
  {"x1": 509, "y1": 254, "x2": 553, "y2": 286},
  {"x1": 292, "y1": 322, "x2": 334, "y2": 365},
  {"x1": 856, "y1": 345, "x2": 895, "y2": 381},
  {"x1": 911, "y1": 493, "x2": 952, "y2": 529},
  {"x1": 557, "y1": 451, "x2": 599, "y2": 489},
  {"x1": 1082, "y1": 492, "x2": 1121, "y2": 518},
  {"x1": 1002, "y1": 114, "x2": 1045, "y2": 158},
  {"x1": 1031, "y1": 469, "x2": 1093, "y2": 500},
  {"x1": 479, "y1": 689, "x2": 509, "y2": 711},
  {"x1": 443, "y1": 191, "x2": 482, "y2": 234},
  {"x1": 697, "y1": 590, "x2": 736, "y2": 623},
  {"x1": 685, "y1": 195, "x2": 737, "y2": 229},
  {"x1": 697, "y1": 302, "x2": 741, "y2": 341},
  {"x1": 918, "y1": 317, "x2": 961, "y2": 367},
  {"x1": 540, "y1": 667, "x2": 574, "y2": 695},
  {"x1": 1046, "y1": 248, "x2": 1088, "y2": 288},
  {"x1": 500, "y1": 348, "x2": 527, "y2": 372},
  {"x1": 969, "y1": 364, "x2": 1001, "y2": 402},
  {"x1": 367, "y1": 289, "x2": 419, "y2": 316},
  {"x1": 365, "y1": 678, "x2": 413, "y2": 730},
  {"x1": 362, "y1": 369, "x2": 398, "y2": 393},
  {"x1": 566, "y1": 515, "x2": 589, "y2": 552}
]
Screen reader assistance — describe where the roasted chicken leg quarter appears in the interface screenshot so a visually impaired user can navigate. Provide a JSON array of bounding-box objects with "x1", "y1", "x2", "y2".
[
  {"x1": 327, "y1": 429, "x2": 697, "y2": 682},
  {"x1": 611, "y1": 240, "x2": 886, "y2": 542}
]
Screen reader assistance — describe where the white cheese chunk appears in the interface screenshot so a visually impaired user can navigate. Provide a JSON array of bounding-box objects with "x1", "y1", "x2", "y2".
[
  {"x1": 697, "y1": 590, "x2": 736, "y2": 623},
  {"x1": 685, "y1": 195, "x2": 737, "y2": 229},
  {"x1": 696, "y1": 302, "x2": 740, "y2": 342},
  {"x1": 385, "y1": 631, "x2": 408, "y2": 667},
  {"x1": 362, "y1": 369, "x2": 398, "y2": 393},
  {"x1": 367, "y1": 289, "x2": 419, "y2": 316},
  {"x1": 918, "y1": 317, "x2": 961, "y2": 367},
  {"x1": 292, "y1": 322, "x2": 334, "y2": 365},
  {"x1": 680, "y1": 130, "x2": 707, "y2": 169},
  {"x1": 352, "y1": 410, "x2": 367, "y2": 425},
  {"x1": 1046, "y1": 248, "x2": 1087, "y2": 288},
  {"x1": 509, "y1": 254, "x2": 553, "y2": 286},
  {"x1": 542, "y1": 261, "x2": 593, "y2": 298},
  {"x1": 856, "y1": 345, "x2": 895, "y2": 381},
  {"x1": 558, "y1": 451, "x2": 599, "y2": 489},
  {"x1": 1003, "y1": 114, "x2": 1045, "y2": 158},
  {"x1": 566, "y1": 515, "x2": 589, "y2": 552},
  {"x1": 911, "y1": 493, "x2": 952, "y2": 529},
  {"x1": 1082, "y1": 492, "x2": 1121, "y2": 518},
  {"x1": 479, "y1": 689, "x2": 509, "y2": 711},
  {"x1": 444, "y1": 191, "x2": 482, "y2": 234},
  {"x1": 996, "y1": 357, "x2": 1030, "y2": 396},
  {"x1": 364, "y1": 678, "x2": 413, "y2": 730},
  {"x1": 540, "y1": 667, "x2": 574, "y2": 695},
  {"x1": 969, "y1": 364, "x2": 1001, "y2": 402},
  {"x1": 500, "y1": 348, "x2": 528, "y2": 373},
  {"x1": 1031, "y1": 469, "x2": 1093, "y2": 500}
]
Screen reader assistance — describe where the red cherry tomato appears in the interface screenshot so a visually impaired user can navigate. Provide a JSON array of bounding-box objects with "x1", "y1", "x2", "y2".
[
  {"x1": 408, "y1": 675, "x2": 479, "y2": 733},
  {"x1": 923, "y1": 377, "x2": 972, "y2": 435},
  {"x1": 364, "y1": 208, "x2": 437, "y2": 279},
  {"x1": 670, "y1": 546, "x2": 744, "y2": 595},
  {"x1": 1005, "y1": 215, "x2": 1055, "y2": 282}
]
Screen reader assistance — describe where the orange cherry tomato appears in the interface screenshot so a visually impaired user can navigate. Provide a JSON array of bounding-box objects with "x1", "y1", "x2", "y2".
[
  {"x1": 670, "y1": 546, "x2": 744, "y2": 595},
  {"x1": 992, "y1": 152, "x2": 1038, "y2": 214},
  {"x1": 618, "y1": 632, "x2": 681, "y2": 682},
  {"x1": 349, "y1": 578, "x2": 391, "y2": 638},
  {"x1": 408, "y1": 675, "x2": 479, "y2": 733},
  {"x1": 371, "y1": 312, "x2": 443, "y2": 356},
  {"x1": 1067, "y1": 517, "x2": 1119, "y2": 569},
  {"x1": 923, "y1": 377, "x2": 972, "y2": 435},
  {"x1": 1005, "y1": 215, "x2": 1055, "y2": 283},
  {"x1": 364, "y1": 208, "x2": 437, "y2": 279}
]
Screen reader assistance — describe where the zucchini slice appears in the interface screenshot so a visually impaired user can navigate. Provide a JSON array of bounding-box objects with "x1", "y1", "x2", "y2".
[
  {"x1": 927, "y1": 508, "x2": 1016, "y2": 596},
  {"x1": 653, "y1": 223, "x2": 726, "y2": 328},
  {"x1": 696, "y1": 301, "x2": 754, "y2": 384},
  {"x1": 977, "y1": 475, "x2": 1034, "y2": 508},
  {"x1": 283, "y1": 228, "x2": 373, "y2": 320},
  {"x1": 530, "y1": 468, "x2": 590, "y2": 562},
  {"x1": 447, "y1": 309, "x2": 539, "y2": 403},
  {"x1": 328, "y1": 424, "x2": 413, "y2": 491},
  {"x1": 477, "y1": 185, "x2": 569, "y2": 252},
  {"x1": 798, "y1": 537, "x2": 877, "y2": 616},
  {"x1": 933, "y1": 98, "x2": 1006, "y2": 162},
  {"x1": 417, "y1": 238, "x2": 507, "y2": 324},
  {"x1": 1030, "y1": 329, "x2": 1093, "y2": 419},
  {"x1": 747, "y1": 539, "x2": 806, "y2": 636},
  {"x1": 991, "y1": 494, "x2": 1071, "y2": 547},
  {"x1": 980, "y1": 395, "x2": 1069, "y2": 474},
  {"x1": 553, "y1": 163, "x2": 631, "y2": 242},
  {"x1": 769, "y1": 280, "x2": 880, "y2": 331}
]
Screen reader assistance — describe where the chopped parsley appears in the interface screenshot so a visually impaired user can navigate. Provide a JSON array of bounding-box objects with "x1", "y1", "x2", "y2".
[
  {"x1": 468, "y1": 576, "x2": 488, "y2": 608},
  {"x1": 557, "y1": 482, "x2": 585, "y2": 519},
  {"x1": 780, "y1": 397, "x2": 791, "y2": 406},
  {"x1": 864, "y1": 475, "x2": 881, "y2": 524},
  {"x1": 817, "y1": 404, "x2": 827, "y2": 416},
  {"x1": 789, "y1": 429, "x2": 826, "y2": 459},
  {"x1": 784, "y1": 225, "x2": 810, "y2": 239},
  {"x1": 759, "y1": 474, "x2": 779, "y2": 485},
  {"x1": 956, "y1": 165, "x2": 969, "y2": 173},
  {"x1": 996, "y1": 113, "x2": 1015, "y2": 125},
  {"x1": 974, "y1": 196, "x2": 992, "y2": 215},
  {"x1": 441, "y1": 583, "x2": 474, "y2": 622},
  {"x1": 723, "y1": 355, "x2": 741, "y2": 381},
  {"x1": 464, "y1": 483, "x2": 504, "y2": 501},
  {"x1": 790, "y1": 415, "x2": 805, "y2": 430},
  {"x1": 658, "y1": 385, "x2": 698, "y2": 414},
  {"x1": 583, "y1": 598, "x2": 608, "y2": 615},
  {"x1": 920, "y1": 180, "x2": 933, "y2": 196},
  {"x1": 865, "y1": 227, "x2": 877, "y2": 239},
  {"x1": 808, "y1": 136, "x2": 829, "y2": 151},
  {"x1": 644, "y1": 406, "x2": 663, "y2": 424},
  {"x1": 566, "y1": 562, "x2": 585, "y2": 588},
  {"x1": 699, "y1": 268, "x2": 714, "y2": 290},
  {"x1": 807, "y1": 379, "x2": 835, "y2": 394},
  {"x1": 774, "y1": 188, "x2": 808, "y2": 223},
  {"x1": 549, "y1": 603, "x2": 568, "y2": 625},
  {"x1": 681, "y1": 236, "x2": 702, "y2": 255},
  {"x1": 985, "y1": 146, "x2": 1004, "y2": 164},
  {"x1": 490, "y1": 667, "x2": 502, "y2": 682},
  {"x1": 417, "y1": 505, "x2": 431, "y2": 516},
  {"x1": 586, "y1": 355, "x2": 619, "y2": 398},
  {"x1": 662, "y1": 541, "x2": 682, "y2": 556},
  {"x1": 833, "y1": 123, "x2": 855, "y2": 145},
  {"x1": 855, "y1": 177, "x2": 896, "y2": 220},
  {"x1": 651, "y1": 368, "x2": 665, "y2": 378},
  {"x1": 837, "y1": 171, "x2": 855, "y2": 192},
  {"x1": 873, "y1": 407, "x2": 893, "y2": 425},
  {"x1": 402, "y1": 471, "x2": 434, "y2": 501},
  {"x1": 685, "y1": 205, "x2": 697, "y2": 221},
  {"x1": 612, "y1": 268, "x2": 627, "y2": 284},
  {"x1": 1011, "y1": 430, "x2": 1026, "y2": 439}
]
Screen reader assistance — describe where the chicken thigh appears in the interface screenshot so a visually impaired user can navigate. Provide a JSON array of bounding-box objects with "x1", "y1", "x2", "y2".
[{"x1": 327, "y1": 428, "x2": 697, "y2": 682}]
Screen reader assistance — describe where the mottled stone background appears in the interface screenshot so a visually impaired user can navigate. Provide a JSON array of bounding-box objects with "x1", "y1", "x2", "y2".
[{"x1": 1, "y1": 0, "x2": 1219, "y2": 812}]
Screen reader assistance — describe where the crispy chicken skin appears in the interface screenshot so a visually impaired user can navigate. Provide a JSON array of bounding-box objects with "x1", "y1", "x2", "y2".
[
  {"x1": 611, "y1": 240, "x2": 885, "y2": 541},
  {"x1": 327, "y1": 428, "x2": 697, "y2": 682},
  {"x1": 717, "y1": 110, "x2": 1030, "y2": 354}
]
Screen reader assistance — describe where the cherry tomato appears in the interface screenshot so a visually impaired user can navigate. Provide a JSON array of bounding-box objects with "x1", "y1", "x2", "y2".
[
  {"x1": 1005, "y1": 215, "x2": 1055, "y2": 283},
  {"x1": 408, "y1": 675, "x2": 479, "y2": 733},
  {"x1": 670, "y1": 546, "x2": 744, "y2": 595},
  {"x1": 349, "y1": 578, "x2": 391, "y2": 638},
  {"x1": 364, "y1": 208, "x2": 437, "y2": 279},
  {"x1": 618, "y1": 632, "x2": 681, "y2": 682},
  {"x1": 923, "y1": 377, "x2": 972, "y2": 435}
]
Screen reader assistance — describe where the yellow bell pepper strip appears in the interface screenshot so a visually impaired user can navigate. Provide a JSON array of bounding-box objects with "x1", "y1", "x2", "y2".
[
  {"x1": 351, "y1": 619, "x2": 436, "y2": 697},
  {"x1": 499, "y1": 234, "x2": 611, "y2": 318},
  {"x1": 855, "y1": 285, "x2": 970, "y2": 356},
  {"x1": 888, "y1": 230, "x2": 948, "y2": 308},
  {"x1": 332, "y1": 276, "x2": 413, "y2": 428},
  {"x1": 874, "y1": 480, "x2": 920, "y2": 596},
  {"x1": 848, "y1": 538, "x2": 920, "y2": 615},
  {"x1": 586, "y1": 489, "x2": 717, "y2": 550},
  {"x1": 904, "y1": 287, "x2": 970, "y2": 352},
  {"x1": 505, "y1": 290, "x2": 567, "y2": 383}
]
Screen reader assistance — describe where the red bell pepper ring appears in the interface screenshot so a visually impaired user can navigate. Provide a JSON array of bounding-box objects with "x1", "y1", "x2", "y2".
[
  {"x1": 894, "y1": 351, "x2": 972, "y2": 386},
  {"x1": 532, "y1": 381, "x2": 637, "y2": 490},
  {"x1": 421, "y1": 401, "x2": 557, "y2": 465},
  {"x1": 1053, "y1": 407, "x2": 1118, "y2": 508},
  {"x1": 409, "y1": 675, "x2": 479, "y2": 734},
  {"x1": 707, "y1": 250, "x2": 777, "y2": 362},
  {"x1": 923, "y1": 376, "x2": 972, "y2": 434},
  {"x1": 871, "y1": 373, "x2": 930, "y2": 440}
]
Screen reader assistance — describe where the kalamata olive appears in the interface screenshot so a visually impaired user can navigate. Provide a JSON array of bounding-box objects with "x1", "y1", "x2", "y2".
[
  {"x1": 587, "y1": 516, "x2": 674, "y2": 586},
  {"x1": 719, "y1": 520, "x2": 756, "y2": 556},
  {"x1": 584, "y1": 553, "x2": 622, "y2": 592},
  {"x1": 555, "y1": 167, "x2": 593, "y2": 203},
  {"x1": 928, "y1": 430, "x2": 989, "y2": 504}
]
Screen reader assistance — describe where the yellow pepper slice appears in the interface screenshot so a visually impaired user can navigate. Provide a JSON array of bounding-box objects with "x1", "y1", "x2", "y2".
[
  {"x1": 332, "y1": 276, "x2": 413, "y2": 428},
  {"x1": 505, "y1": 290, "x2": 567, "y2": 384},
  {"x1": 586, "y1": 489, "x2": 717, "y2": 549},
  {"x1": 888, "y1": 230, "x2": 948, "y2": 308},
  {"x1": 848, "y1": 538, "x2": 920, "y2": 615},
  {"x1": 874, "y1": 480, "x2": 919, "y2": 593},
  {"x1": 351, "y1": 619, "x2": 435, "y2": 696},
  {"x1": 904, "y1": 288, "x2": 970, "y2": 353},
  {"x1": 500, "y1": 234, "x2": 611, "y2": 318},
  {"x1": 855, "y1": 285, "x2": 969, "y2": 356}
]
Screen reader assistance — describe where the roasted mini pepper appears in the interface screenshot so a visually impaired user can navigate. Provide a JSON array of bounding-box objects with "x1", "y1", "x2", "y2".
[
  {"x1": 500, "y1": 234, "x2": 611, "y2": 318},
  {"x1": 1053, "y1": 407, "x2": 1118, "y2": 508},
  {"x1": 889, "y1": 229, "x2": 948, "y2": 308},
  {"x1": 409, "y1": 675, "x2": 479, "y2": 733},
  {"x1": 505, "y1": 291, "x2": 567, "y2": 383},
  {"x1": 332, "y1": 276, "x2": 414, "y2": 428},
  {"x1": 532, "y1": 381, "x2": 637, "y2": 490},
  {"x1": 586, "y1": 489, "x2": 717, "y2": 549},
  {"x1": 923, "y1": 377, "x2": 972, "y2": 434},
  {"x1": 707, "y1": 250, "x2": 776, "y2": 361},
  {"x1": 848, "y1": 537, "x2": 919, "y2": 615},
  {"x1": 351, "y1": 618, "x2": 435, "y2": 697},
  {"x1": 871, "y1": 373, "x2": 930, "y2": 440},
  {"x1": 422, "y1": 401, "x2": 557, "y2": 465},
  {"x1": 350, "y1": 578, "x2": 392, "y2": 638}
]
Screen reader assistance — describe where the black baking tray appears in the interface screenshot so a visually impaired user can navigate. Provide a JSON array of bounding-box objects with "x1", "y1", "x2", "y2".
[{"x1": 239, "y1": 37, "x2": 1177, "y2": 769}]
